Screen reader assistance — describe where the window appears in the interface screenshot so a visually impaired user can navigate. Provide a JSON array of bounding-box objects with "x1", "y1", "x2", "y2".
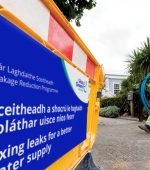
[{"x1": 114, "y1": 84, "x2": 120, "y2": 95}]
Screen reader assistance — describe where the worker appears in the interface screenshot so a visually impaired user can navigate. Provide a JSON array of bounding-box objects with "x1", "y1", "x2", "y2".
[{"x1": 138, "y1": 116, "x2": 150, "y2": 132}]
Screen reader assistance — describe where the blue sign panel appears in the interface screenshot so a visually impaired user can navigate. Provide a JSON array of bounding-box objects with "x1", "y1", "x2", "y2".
[{"x1": 0, "y1": 16, "x2": 90, "y2": 170}]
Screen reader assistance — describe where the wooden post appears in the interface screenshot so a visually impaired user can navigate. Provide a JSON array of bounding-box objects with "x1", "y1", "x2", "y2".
[
  {"x1": 128, "y1": 91, "x2": 134, "y2": 117},
  {"x1": 130, "y1": 100, "x2": 134, "y2": 117}
]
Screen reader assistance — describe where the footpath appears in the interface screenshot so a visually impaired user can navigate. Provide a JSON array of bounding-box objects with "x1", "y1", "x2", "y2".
[{"x1": 92, "y1": 117, "x2": 150, "y2": 170}]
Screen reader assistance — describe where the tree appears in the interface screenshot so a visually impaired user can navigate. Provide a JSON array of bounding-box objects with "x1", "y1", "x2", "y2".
[
  {"x1": 53, "y1": 0, "x2": 96, "y2": 26},
  {"x1": 120, "y1": 77, "x2": 132, "y2": 95},
  {"x1": 119, "y1": 38, "x2": 150, "y2": 119},
  {"x1": 127, "y1": 37, "x2": 150, "y2": 85}
]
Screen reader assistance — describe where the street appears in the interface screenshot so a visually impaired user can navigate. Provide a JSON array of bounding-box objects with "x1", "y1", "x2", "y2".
[{"x1": 92, "y1": 117, "x2": 150, "y2": 170}]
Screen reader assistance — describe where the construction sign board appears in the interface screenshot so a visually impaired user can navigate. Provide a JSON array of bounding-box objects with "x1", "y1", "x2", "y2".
[{"x1": 0, "y1": 16, "x2": 90, "y2": 170}]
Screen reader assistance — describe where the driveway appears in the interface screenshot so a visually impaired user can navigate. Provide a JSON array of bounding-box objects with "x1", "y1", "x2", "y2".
[{"x1": 92, "y1": 117, "x2": 150, "y2": 170}]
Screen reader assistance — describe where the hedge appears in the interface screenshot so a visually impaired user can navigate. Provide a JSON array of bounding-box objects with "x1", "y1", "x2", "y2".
[
  {"x1": 100, "y1": 106, "x2": 120, "y2": 118},
  {"x1": 101, "y1": 95, "x2": 129, "y2": 114}
]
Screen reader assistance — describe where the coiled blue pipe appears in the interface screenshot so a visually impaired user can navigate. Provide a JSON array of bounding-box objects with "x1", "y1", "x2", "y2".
[{"x1": 140, "y1": 73, "x2": 150, "y2": 112}]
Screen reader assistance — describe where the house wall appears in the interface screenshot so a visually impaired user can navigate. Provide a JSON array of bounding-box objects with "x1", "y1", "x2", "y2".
[
  {"x1": 109, "y1": 78, "x2": 122, "y2": 95},
  {"x1": 102, "y1": 74, "x2": 127, "y2": 97}
]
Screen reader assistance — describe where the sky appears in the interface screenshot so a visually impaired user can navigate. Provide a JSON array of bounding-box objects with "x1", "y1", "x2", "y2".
[{"x1": 71, "y1": 0, "x2": 150, "y2": 75}]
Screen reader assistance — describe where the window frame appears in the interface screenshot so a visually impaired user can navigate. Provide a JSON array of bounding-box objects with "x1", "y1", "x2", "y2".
[{"x1": 113, "y1": 83, "x2": 120, "y2": 95}]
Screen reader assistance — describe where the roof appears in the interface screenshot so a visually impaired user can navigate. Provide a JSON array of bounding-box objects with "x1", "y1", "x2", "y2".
[{"x1": 105, "y1": 73, "x2": 128, "y2": 79}]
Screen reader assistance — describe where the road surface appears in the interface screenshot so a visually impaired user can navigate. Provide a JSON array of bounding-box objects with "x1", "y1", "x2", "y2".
[{"x1": 92, "y1": 117, "x2": 150, "y2": 170}]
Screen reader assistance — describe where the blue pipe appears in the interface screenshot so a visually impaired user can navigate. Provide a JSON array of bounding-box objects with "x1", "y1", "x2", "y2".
[{"x1": 140, "y1": 73, "x2": 150, "y2": 113}]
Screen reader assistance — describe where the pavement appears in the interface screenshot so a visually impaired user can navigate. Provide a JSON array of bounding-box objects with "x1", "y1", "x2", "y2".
[{"x1": 92, "y1": 117, "x2": 150, "y2": 170}]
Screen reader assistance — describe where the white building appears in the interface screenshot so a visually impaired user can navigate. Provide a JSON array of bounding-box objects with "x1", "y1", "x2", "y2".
[{"x1": 102, "y1": 73, "x2": 128, "y2": 97}]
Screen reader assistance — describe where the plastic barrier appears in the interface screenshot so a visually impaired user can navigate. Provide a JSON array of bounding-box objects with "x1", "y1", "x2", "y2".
[
  {"x1": 140, "y1": 73, "x2": 150, "y2": 113},
  {"x1": 0, "y1": 1, "x2": 104, "y2": 170}
]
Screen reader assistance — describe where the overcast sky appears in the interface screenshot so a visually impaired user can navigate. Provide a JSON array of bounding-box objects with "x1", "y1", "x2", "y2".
[{"x1": 71, "y1": 0, "x2": 150, "y2": 75}]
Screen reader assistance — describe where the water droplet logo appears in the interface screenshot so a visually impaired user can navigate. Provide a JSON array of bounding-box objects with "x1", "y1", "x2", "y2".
[{"x1": 76, "y1": 79, "x2": 87, "y2": 93}]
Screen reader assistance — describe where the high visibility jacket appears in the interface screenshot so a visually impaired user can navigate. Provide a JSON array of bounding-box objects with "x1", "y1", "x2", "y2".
[{"x1": 146, "y1": 116, "x2": 150, "y2": 126}]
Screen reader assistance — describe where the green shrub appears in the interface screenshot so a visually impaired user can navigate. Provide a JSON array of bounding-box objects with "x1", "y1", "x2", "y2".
[
  {"x1": 101, "y1": 97, "x2": 121, "y2": 108},
  {"x1": 100, "y1": 106, "x2": 120, "y2": 118},
  {"x1": 101, "y1": 95, "x2": 129, "y2": 114}
]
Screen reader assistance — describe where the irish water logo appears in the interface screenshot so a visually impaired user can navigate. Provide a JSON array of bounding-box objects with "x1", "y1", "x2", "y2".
[{"x1": 76, "y1": 79, "x2": 87, "y2": 93}]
